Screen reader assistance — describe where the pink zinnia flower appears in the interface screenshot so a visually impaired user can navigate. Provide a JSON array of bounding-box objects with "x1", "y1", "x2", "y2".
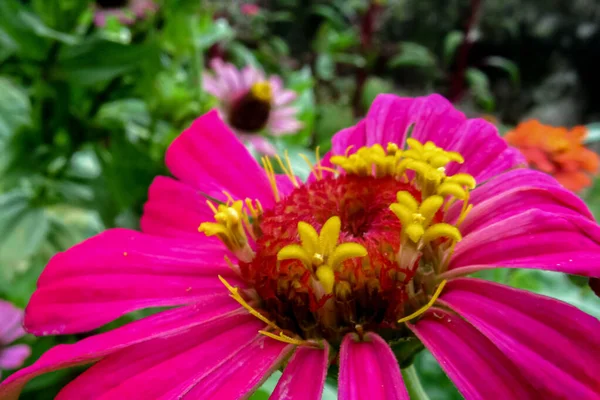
[
  {"x1": 93, "y1": 0, "x2": 158, "y2": 27},
  {"x1": 2, "y1": 94, "x2": 600, "y2": 399},
  {"x1": 0, "y1": 301, "x2": 30, "y2": 381},
  {"x1": 203, "y1": 59, "x2": 302, "y2": 155}
]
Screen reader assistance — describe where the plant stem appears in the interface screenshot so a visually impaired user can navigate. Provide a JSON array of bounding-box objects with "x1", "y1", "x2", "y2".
[
  {"x1": 189, "y1": 16, "x2": 204, "y2": 106},
  {"x1": 401, "y1": 364, "x2": 431, "y2": 400},
  {"x1": 351, "y1": 0, "x2": 382, "y2": 118},
  {"x1": 448, "y1": 0, "x2": 482, "y2": 102}
]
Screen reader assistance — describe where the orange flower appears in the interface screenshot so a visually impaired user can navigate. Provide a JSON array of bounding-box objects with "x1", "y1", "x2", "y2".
[{"x1": 505, "y1": 120, "x2": 599, "y2": 192}]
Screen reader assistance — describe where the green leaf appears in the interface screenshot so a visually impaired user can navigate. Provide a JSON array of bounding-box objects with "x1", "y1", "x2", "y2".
[
  {"x1": 57, "y1": 38, "x2": 160, "y2": 86},
  {"x1": 196, "y1": 17, "x2": 234, "y2": 50},
  {"x1": 0, "y1": 190, "x2": 49, "y2": 267},
  {"x1": 95, "y1": 99, "x2": 151, "y2": 142},
  {"x1": 0, "y1": 0, "x2": 78, "y2": 60},
  {"x1": 483, "y1": 56, "x2": 520, "y2": 86},
  {"x1": 228, "y1": 42, "x2": 260, "y2": 67},
  {"x1": 388, "y1": 42, "x2": 437, "y2": 69},
  {"x1": 443, "y1": 30, "x2": 464, "y2": 66},
  {"x1": 314, "y1": 102, "x2": 355, "y2": 152},
  {"x1": 465, "y1": 68, "x2": 495, "y2": 112},
  {"x1": 362, "y1": 77, "x2": 395, "y2": 110},
  {"x1": 310, "y1": 4, "x2": 347, "y2": 30},
  {"x1": 0, "y1": 77, "x2": 32, "y2": 143},
  {"x1": 316, "y1": 53, "x2": 335, "y2": 80}
]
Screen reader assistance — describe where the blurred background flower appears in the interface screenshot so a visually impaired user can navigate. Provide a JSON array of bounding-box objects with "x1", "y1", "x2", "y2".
[
  {"x1": 505, "y1": 120, "x2": 599, "y2": 192},
  {"x1": 203, "y1": 59, "x2": 302, "y2": 154},
  {"x1": 0, "y1": 301, "x2": 30, "y2": 381},
  {"x1": 93, "y1": 0, "x2": 158, "y2": 27}
]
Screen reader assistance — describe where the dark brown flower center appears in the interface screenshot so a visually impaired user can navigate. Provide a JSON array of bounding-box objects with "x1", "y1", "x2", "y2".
[{"x1": 229, "y1": 83, "x2": 272, "y2": 133}]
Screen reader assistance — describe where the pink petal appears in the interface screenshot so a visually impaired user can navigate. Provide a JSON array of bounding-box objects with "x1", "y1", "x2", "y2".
[
  {"x1": 209, "y1": 59, "x2": 239, "y2": 96},
  {"x1": 327, "y1": 94, "x2": 523, "y2": 183},
  {"x1": 241, "y1": 66, "x2": 262, "y2": 90},
  {"x1": 268, "y1": 76, "x2": 283, "y2": 93},
  {"x1": 0, "y1": 301, "x2": 244, "y2": 399},
  {"x1": 448, "y1": 209, "x2": 600, "y2": 278},
  {"x1": 408, "y1": 308, "x2": 536, "y2": 399},
  {"x1": 275, "y1": 174, "x2": 298, "y2": 198},
  {"x1": 182, "y1": 336, "x2": 292, "y2": 399},
  {"x1": 271, "y1": 343, "x2": 329, "y2": 400},
  {"x1": 220, "y1": 62, "x2": 244, "y2": 95},
  {"x1": 273, "y1": 89, "x2": 297, "y2": 107},
  {"x1": 0, "y1": 301, "x2": 25, "y2": 344},
  {"x1": 439, "y1": 278, "x2": 600, "y2": 398},
  {"x1": 244, "y1": 135, "x2": 277, "y2": 156},
  {"x1": 454, "y1": 185, "x2": 592, "y2": 235},
  {"x1": 443, "y1": 119, "x2": 527, "y2": 183},
  {"x1": 330, "y1": 121, "x2": 367, "y2": 156},
  {"x1": 270, "y1": 107, "x2": 297, "y2": 119},
  {"x1": 202, "y1": 75, "x2": 226, "y2": 98},
  {"x1": 445, "y1": 168, "x2": 593, "y2": 222},
  {"x1": 165, "y1": 110, "x2": 275, "y2": 208},
  {"x1": 331, "y1": 95, "x2": 416, "y2": 154},
  {"x1": 25, "y1": 229, "x2": 241, "y2": 335},
  {"x1": 56, "y1": 318, "x2": 273, "y2": 399},
  {"x1": 269, "y1": 119, "x2": 303, "y2": 136},
  {"x1": 140, "y1": 176, "x2": 221, "y2": 239},
  {"x1": 339, "y1": 332, "x2": 409, "y2": 400},
  {"x1": 0, "y1": 345, "x2": 30, "y2": 370}
]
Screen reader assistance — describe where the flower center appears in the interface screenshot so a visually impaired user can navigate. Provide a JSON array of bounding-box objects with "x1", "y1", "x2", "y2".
[
  {"x1": 199, "y1": 139, "x2": 475, "y2": 348},
  {"x1": 229, "y1": 82, "x2": 272, "y2": 133}
]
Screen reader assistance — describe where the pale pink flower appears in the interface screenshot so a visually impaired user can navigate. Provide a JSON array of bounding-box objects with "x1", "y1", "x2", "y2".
[
  {"x1": 1, "y1": 94, "x2": 600, "y2": 399},
  {"x1": 203, "y1": 59, "x2": 302, "y2": 155},
  {"x1": 93, "y1": 0, "x2": 158, "y2": 27},
  {"x1": 0, "y1": 301, "x2": 30, "y2": 381}
]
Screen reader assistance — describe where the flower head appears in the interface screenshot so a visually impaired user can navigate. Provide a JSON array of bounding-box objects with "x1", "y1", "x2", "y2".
[
  {"x1": 0, "y1": 301, "x2": 30, "y2": 381},
  {"x1": 505, "y1": 119, "x2": 599, "y2": 192},
  {"x1": 93, "y1": 0, "x2": 158, "y2": 27},
  {"x1": 2, "y1": 95, "x2": 600, "y2": 399},
  {"x1": 203, "y1": 59, "x2": 302, "y2": 155}
]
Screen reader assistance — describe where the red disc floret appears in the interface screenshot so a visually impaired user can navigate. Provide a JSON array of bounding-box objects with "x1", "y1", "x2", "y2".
[{"x1": 239, "y1": 174, "x2": 442, "y2": 342}]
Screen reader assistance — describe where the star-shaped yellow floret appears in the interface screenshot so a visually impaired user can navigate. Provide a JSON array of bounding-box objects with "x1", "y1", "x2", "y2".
[
  {"x1": 390, "y1": 191, "x2": 461, "y2": 244},
  {"x1": 198, "y1": 199, "x2": 256, "y2": 262},
  {"x1": 277, "y1": 216, "x2": 367, "y2": 294}
]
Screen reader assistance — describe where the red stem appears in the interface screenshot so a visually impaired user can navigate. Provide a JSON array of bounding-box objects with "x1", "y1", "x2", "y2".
[
  {"x1": 352, "y1": 1, "x2": 382, "y2": 117},
  {"x1": 448, "y1": 0, "x2": 482, "y2": 102}
]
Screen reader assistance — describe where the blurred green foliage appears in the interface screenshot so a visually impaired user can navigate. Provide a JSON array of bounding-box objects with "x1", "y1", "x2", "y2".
[{"x1": 1, "y1": 0, "x2": 599, "y2": 398}]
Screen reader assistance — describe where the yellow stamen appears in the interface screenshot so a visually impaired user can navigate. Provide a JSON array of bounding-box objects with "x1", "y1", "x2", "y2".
[
  {"x1": 397, "y1": 280, "x2": 447, "y2": 323},
  {"x1": 219, "y1": 276, "x2": 308, "y2": 346},
  {"x1": 258, "y1": 330, "x2": 309, "y2": 346},
  {"x1": 274, "y1": 150, "x2": 300, "y2": 188},
  {"x1": 251, "y1": 81, "x2": 272, "y2": 103},
  {"x1": 390, "y1": 192, "x2": 446, "y2": 243},
  {"x1": 314, "y1": 146, "x2": 323, "y2": 180},
  {"x1": 277, "y1": 216, "x2": 367, "y2": 294},
  {"x1": 261, "y1": 156, "x2": 280, "y2": 202},
  {"x1": 331, "y1": 143, "x2": 401, "y2": 177},
  {"x1": 218, "y1": 275, "x2": 277, "y2": 329},
  {"x1": 199, "y1": 197, "x2": 257, "y2": 262}
]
